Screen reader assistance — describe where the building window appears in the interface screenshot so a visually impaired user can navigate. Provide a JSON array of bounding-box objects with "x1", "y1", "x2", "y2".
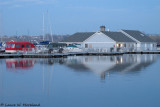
[
  {"x1": 124, "y1": 44, "x2": 126, "y2": 47},
  {"x1": 85, "y1": 44, "x2": 88, "y2": 48}
]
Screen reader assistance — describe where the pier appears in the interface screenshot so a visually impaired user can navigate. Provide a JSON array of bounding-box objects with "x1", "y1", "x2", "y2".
[{"x1": 0, "y1": 51, "x2": 160, "y2": 59}]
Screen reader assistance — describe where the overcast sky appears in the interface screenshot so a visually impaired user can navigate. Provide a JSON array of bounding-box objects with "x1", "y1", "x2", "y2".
[{"x1": 0, "y1": 0, "x2": 160, "y2": 36}]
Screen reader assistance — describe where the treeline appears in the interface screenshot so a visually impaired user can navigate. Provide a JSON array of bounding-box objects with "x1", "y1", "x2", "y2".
[
  {"x1": 149, "y1": 35, "x2": 160, "y2": 44},
  {"x1": 0, "y1": 34, "x2": 70, "y2": 43}
]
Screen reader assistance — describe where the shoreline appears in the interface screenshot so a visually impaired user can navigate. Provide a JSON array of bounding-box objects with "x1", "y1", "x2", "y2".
[{"x1": 0, "y1": 51, "x2": 160, "y2": 59}]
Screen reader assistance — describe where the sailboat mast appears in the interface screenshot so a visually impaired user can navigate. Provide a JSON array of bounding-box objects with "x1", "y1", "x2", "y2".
[
  {"x1": 47, "y1": 10, "x2": 49, "y2": 40},
  {"x1": 43, "y1": 13, "x2": 45, "y2": 41},
  {"x1": 50, "y1": 25, "x2": 53, "y2": 42},
  {"x1": 0, "y1": 13, "x2": 2, "y2": 42}
]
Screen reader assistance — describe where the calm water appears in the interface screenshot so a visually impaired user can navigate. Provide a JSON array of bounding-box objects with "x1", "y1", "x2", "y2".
[{"x1": 0, "y1": 54, "x2": 160, "y2": 107}]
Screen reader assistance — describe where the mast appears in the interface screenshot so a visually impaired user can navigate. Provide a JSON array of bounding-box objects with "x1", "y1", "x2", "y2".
[
  {"x1": 43, "y1": 10, "x2": 53, "y2": 42},
  {"x1": 43, "y1": 13, "x2": 45, "y2": 41},
  {"x1": 50, "y1": 25, "x2": 53, "y2": 42},
  {"x1": 47, "y1": 10, "x2": 49, "y2": 40},
  {"x1": 49, "y1": 13, "x2": 53, "y2": 42},
  {"x1": 0, "y1": 13, "x2": 2, "y2": 42}
]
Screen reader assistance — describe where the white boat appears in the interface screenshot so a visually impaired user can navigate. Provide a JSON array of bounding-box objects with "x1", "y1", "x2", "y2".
[
  {"x1": 63, "y1": 45, "x2": 83, "y2": 53},
  {"x1": 0, "y1": 42, "x2": 5, "y2": 53},
  {"x1": 35, "y1": 45, "x2": 49, "y2": 53}
]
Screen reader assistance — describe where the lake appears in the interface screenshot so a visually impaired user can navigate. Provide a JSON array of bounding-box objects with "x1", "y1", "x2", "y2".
[{"x1": 0, "y1": 54, "x2": 160, "y2": 107}]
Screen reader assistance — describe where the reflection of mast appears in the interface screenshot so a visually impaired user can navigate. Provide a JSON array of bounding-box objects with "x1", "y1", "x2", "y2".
[
  {"x1": 47, "y1": 61, "x2": 50, "y2": 96},
  {"x1": 42, "y1": 61, "x2": 45, "y2": 93},
  {"x1": 0, "y1": 62, "x2": 4, "y2": 97},
  {"x1": 41, "y1": 59, "x2": 53, "y2": 96}
]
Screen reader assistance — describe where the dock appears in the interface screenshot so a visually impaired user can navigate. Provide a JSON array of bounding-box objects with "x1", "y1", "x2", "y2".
[{"x1": 0, "y1": 51, "x2": 160, "y2": 59}]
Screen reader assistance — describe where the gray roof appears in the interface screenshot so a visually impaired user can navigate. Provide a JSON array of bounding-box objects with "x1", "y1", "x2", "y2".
[
  {"x1": 102, "y1": 32, "x2": 136, "y2": 42},
  {"x1": 122, "y1": 30, "x2": 155, "y2": 42},
  {"x1": 61, "y1": 32, "x2": 95, "y2": 42}
]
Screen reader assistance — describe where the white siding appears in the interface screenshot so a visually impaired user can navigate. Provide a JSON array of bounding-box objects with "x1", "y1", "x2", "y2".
[
  {"x1": 85, "y1": 32, "x2": 115, "y2": 43},
  {"x1": 136, "y1": 42, "x2": 157, "y2": 51},
  {"x1": 83, "y1": 32, "x2": 116, "y2": 52}
]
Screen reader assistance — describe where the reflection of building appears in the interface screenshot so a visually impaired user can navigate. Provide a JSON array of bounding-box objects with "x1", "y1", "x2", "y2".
[
  {"x1": 35, "y1": 58, "x2": 65, "y2": 65},
  {"x1": 64, "y1": 55, "x2": 157, "y2": 80}
]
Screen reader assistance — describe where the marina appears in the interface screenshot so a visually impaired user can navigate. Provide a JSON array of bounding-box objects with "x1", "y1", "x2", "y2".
[{"x1": 0, "y1": 0, "x2": 160, "y2": 106}]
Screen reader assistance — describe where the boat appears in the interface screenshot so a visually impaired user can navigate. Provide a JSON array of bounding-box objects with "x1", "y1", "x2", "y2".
[
  {"x1": 0, "y1": 42, "x2": 5, "y2": 53},
  {"x1": 5, "y1": 42, "x2": 36, "y2": 53},
  {"x1": 35, "y1": 44, "x2": 49, "y2": 53},
  {"x1": 48, "y1": 43, "x2": 67, "y2": 53},
  {"x1": 63, "y1": 44, "x2": 83, "y2": 53}
]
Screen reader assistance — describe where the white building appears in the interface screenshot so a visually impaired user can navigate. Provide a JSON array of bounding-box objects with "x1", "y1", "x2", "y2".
[
  {"x1": 61, "y1": 26, "x2": 136, "y2": 52},
  {"x1": 60, "y1": 26, "x2": 157, "y2": 52}
]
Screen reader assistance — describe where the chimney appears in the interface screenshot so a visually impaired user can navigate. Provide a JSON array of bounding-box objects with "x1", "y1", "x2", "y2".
[{"x1": 100, "y1": 26, "x2": 106, "y2": 32}]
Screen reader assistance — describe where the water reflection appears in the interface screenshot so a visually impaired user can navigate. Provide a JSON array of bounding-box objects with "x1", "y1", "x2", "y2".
[
  {"x1": 65, "y1": 54, "x2": 156, "y2": 79},
  {"x1": 3, "y1": 54, "x2": 157, "y2": 78},
  {"x1": 6, "y1": 59, "x2": 35, "y2": 70},
  {"x1": 0, "y1": 54, "x2": 159, "y2": 107}
]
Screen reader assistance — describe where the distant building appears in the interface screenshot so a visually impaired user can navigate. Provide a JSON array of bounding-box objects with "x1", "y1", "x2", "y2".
[{"x1": 61, "y1": 26, "x2": 157, "y2": 52}]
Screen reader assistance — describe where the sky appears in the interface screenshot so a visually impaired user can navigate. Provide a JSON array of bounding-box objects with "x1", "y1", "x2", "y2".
[{"x1": 0, "y1": 0, "x2": 160, "y2": 36}]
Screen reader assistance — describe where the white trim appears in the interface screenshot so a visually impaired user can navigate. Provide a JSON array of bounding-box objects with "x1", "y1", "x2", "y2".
[{"x1": 5, "y1": 50, "x2": 17, "y2": 53}]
